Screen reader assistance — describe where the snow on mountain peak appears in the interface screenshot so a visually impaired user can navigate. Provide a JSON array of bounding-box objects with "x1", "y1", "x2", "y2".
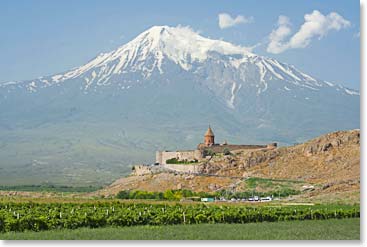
[
  {"x1": 136, "y1": 25, "x2": 255, "y2": 61},
  {"x1": 103, "y1": 25, "x2": 255, "y2": 71},
  {"x1": 40, "y1": 25, "x2": 256, "y2": 84},
  {"x1": 0, "y1": 25, "x2": 359, "y2": 104}
]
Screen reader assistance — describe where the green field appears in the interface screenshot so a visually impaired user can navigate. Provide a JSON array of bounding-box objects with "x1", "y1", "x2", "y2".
[
  {"x1": 0, "y1": 185, "x2": 101, "y2": 193},
  {"x1": 0, "y1": 218, "x2": 359, "y2": 240}
]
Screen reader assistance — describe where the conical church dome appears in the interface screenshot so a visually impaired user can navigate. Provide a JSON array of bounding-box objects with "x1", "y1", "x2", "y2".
[
  {"x1": 204, "y1": 126, "x2": 215, "y2": 147},
  {"x1": 205, "y1": 126, "x2": 214, "y2": 137}
]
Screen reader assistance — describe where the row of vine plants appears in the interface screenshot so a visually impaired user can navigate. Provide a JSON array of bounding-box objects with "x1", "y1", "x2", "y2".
[{"x1": 0, "y1": 202, "x2": 359, "y2": 233}]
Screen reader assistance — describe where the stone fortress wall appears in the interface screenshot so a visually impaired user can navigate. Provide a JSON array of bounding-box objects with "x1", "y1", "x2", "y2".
[
  {"x1": 132, "y1": 163, "x2": 199, "y2": 176},
  {"x1": 163, "y1": 164, "x2": 199, "y2": 173},
  {"x1": 156, "y1": 143, "x2": 277, "y2": 165},
  {"x1": 142, "y1": 127, "x2": 278, "y2": 174},
  {"x1": 155, "y1": 143, "x2": 277, "y2": 165},
  {"x1": 156, "y1": 150, "x2": 202, "y2": 165},
  {"x1": 197, "y1": 143, "x2": 277, "y2": 154}
]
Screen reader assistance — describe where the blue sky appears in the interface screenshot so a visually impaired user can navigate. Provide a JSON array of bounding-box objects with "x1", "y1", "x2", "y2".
[{"x1": 0, "y1": 0, "x2": 360, "y2": 89}]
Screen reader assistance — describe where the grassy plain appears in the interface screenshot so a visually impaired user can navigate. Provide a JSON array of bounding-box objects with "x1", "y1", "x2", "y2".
[{"x1": 0, "y1": 218, "x2": 359, "y2": 240}]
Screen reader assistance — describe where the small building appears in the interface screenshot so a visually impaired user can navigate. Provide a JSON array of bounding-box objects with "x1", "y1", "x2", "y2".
[{"x1": 260, "y1": 196, "x2": 273, "y2": 202}]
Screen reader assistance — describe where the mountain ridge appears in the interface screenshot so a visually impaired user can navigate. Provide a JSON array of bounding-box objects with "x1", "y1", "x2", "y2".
[{"x1": 0, "y1": 26, "x2": 358, "y2": 102}]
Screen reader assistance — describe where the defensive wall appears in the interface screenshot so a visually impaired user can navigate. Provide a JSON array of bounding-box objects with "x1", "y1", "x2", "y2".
[
  {"x1": 132, "y1": 163, "x2": 199, "y2": 176},
  {"x1": 163, "y1": 164, "x2": 199, "y2": 173},
  {"x1": 156, "y1": 150, "x2": 202, "y2": 165}
]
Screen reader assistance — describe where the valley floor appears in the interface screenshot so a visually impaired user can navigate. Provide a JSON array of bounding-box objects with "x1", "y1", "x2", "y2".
[{"x1": 0, "y1": 218, "x2": 359, "y2": 240}]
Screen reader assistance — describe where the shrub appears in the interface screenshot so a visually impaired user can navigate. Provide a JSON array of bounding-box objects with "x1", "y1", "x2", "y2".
[
  {"x1": 223, "y1": 148, "x2": 231, "y2": 155},
  {"x1": 166, "y1": 158, "x2": 198, "y2": 164},
  {"x1": 203, "y1": 149, "x2": 215, "y2": 157}
]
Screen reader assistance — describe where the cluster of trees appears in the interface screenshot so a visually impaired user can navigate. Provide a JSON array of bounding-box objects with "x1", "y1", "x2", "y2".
[
  {"x1": 116, "y1": 189, "x2": 300, "y2": 201},
  {"x1": 116, "y1": 190, "x2": 212, "y2": 201},
  {"x1": 166, "y1": 158, "x2": 198, "y2": 164},
  {"x1": 202, "y1": 148, "x2": 232, "y2": 157},
  {"x1": 0, "y1": 202, "x2": 360, "y2": 233}
]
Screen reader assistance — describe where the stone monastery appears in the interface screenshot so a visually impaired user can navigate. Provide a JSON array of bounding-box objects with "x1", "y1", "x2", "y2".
[{"x1": 156, "y1": 126, "x2": 277, "y2": 165}]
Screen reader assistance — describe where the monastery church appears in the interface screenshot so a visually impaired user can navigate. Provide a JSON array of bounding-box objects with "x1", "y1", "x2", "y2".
[{"x1": 156, "y1": 126, "x2": 277, "y2": 165}]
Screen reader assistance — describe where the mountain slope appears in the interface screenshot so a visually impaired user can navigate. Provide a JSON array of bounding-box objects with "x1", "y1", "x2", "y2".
[{"x1": 0, "y1": 26, "x2": 359, "y2": 186}]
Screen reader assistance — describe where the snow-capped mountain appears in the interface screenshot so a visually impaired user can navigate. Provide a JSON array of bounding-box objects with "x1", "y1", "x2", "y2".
[
  {"x1": 0, "y1": 26, "x2": 359, "y2": 185},
  {"x1": 1, "y1": 26, "x2": 358, "y2": 108}
]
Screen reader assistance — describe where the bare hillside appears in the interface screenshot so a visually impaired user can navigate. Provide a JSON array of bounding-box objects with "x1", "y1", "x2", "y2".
[
  {"x1": 201, "y1": 129, "x2": 360, "y2": 184},
  {"x1": 96, "y1": 130, "x2": 360, "y2": 203}
]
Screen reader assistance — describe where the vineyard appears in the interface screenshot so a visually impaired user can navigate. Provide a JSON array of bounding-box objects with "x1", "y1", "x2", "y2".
[{"x1": 0, "y1": 202, "x2": 360, "y2": 233}]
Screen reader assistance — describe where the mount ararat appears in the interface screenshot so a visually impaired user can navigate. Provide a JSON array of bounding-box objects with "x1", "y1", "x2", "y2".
[{"x1": 0, "y1": 26, "x2": 359, "y2": 186}]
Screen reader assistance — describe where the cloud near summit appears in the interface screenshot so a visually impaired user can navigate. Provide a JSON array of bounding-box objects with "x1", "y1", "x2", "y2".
[
  {"x1": 267, "y1": 10, "x2": 351, "y2": 54},
  {"x1": 218, "y1": 13, "x2": 253, "y2": 29}
]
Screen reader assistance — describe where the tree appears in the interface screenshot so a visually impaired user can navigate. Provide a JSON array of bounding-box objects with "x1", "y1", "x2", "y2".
[
  {"x1": 203, "y1": 149, "x2": 215, "y2": 157},
  {"x1": 116, "y1": 190, "x2": 130, "y2": 199}
]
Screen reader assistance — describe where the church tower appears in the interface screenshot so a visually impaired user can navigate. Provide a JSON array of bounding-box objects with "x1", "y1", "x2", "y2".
[{"x1": 204, "y1": 125, "x2": 215, "y2": 147}]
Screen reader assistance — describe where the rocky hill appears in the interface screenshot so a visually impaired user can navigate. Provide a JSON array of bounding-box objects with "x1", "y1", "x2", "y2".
[
  {"x1": 96, "y1": 130, "x2": 360, "y2": 203},
  {"x1": 201, "y1": 129, "x2": 359, "y2": 183}
]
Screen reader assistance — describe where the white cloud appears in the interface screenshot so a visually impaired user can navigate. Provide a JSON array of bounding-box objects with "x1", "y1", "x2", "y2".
[
  {"x1": 267, "y1": 16, "x2": 292, "y2": 54},
  {"x1": 218, "y1": 13, "x2": 253, "y2": 29},
  {"x1": 267, "y1": 10, "x2": 351, "y2": 54}
]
